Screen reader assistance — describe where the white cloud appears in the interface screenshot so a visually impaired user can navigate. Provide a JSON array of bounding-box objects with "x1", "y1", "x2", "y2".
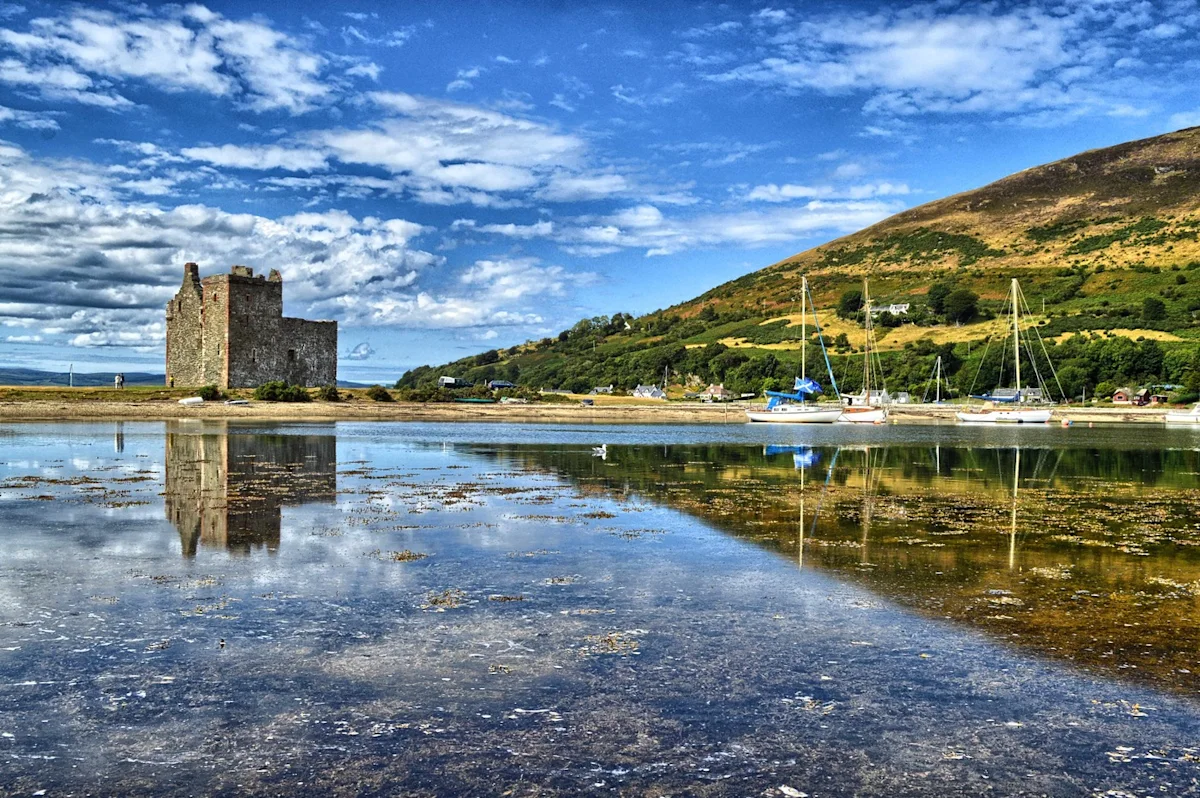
[
  {"x1": 0, "y1": 4, "x2": 331, "y2": 113},
  {"x1": 345, "y1": 341, "x2": 375, "y2": 360},
  {"x1": 745, "y1": 182, "x2": 910, "y2": 202},
  {"x1": 0, "y1": 102, "x2": 55, "y2": 129},
  {"x1": 0, "y1": 143, "x2": 601, "y2": 349},
  {"x1": 181, "y1": 143, "x2": 329, "y2": 172},
  {"x1": 447, "y1": 65, "x2": 482, "y2": 92},
  {"x1": 172, "y1": 92, "x2": 591, "y2": 204},
  {"x1": 536, "y1": 172, "x2": 628, "y2": 201},
  {"x1": 709, "y1": 3, "x2": 1181, "y2": 122},
  {"x1": 0, "y1": 57, "x2": 131, "y2": 107},
  {"x1": 457, "y1": 200, "x2": 902, "y2": 257}
]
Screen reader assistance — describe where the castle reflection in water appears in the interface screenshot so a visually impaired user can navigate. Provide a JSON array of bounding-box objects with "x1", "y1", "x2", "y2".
[{"x1": 164, "y1": 422, "x2": 336, "y2": 556}]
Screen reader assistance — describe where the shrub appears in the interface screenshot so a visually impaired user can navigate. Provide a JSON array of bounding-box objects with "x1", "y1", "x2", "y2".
[
  {"x1": 366, "y1": 384, "x2": 394, "y2": 402},
  {"x1": 317, "y1": 384, "x2": 340, "y2": 402},
  {"x1": 253, "y1": 381, "x2": 311, "y2": 402},
  {"x1": 196, "y1": 384, "x2": 224, "y2": 401}
]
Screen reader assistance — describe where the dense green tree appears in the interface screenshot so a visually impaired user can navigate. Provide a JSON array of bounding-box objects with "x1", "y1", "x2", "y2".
[
  {"x1": 1143, "y1": 296, "x2": 1166, "y2": 321},
  {"x1": 837, "y1": 289, "x2": 864, "y2": 318},
  {"x1": 927, "y1": 282, "x2": 953, "y2": 315},
  {"x1": 943, "y1": 289, "x2": 979, "y2": 323}
]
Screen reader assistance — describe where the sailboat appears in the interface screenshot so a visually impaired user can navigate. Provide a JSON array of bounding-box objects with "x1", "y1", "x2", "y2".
[
  {"x1": 838, "y1": 278, "x2": 888, "y2": 423},
  {"x1": 1165, "y1": 403, "x2": 1200, "y2": 425},
  {"x1": 921, "y1": 355, "x2": 953, "y2": 404},
  {"x1": 957, "y1": 278, "x2": 1056, "y2": 424},
  {"x1": 746, "y1": 276, "x2": 843, "y2": 423}
]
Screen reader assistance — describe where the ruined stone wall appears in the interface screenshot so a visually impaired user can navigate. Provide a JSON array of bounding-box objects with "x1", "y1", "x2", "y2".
[
  {"x1": 199, "y1": 275, "x2": 231, "y2": 386},
  {"x1": 165, "y1": 263, "x2": 205, "y2": 387}
]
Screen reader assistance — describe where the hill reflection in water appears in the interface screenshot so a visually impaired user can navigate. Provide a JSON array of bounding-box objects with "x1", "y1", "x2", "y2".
[
  {"x1": 164, "y1": 421, "x2": 336, "y2": 556},
  {"x1": 481, "y1": 441, "x2": 1200, "y2": 694}
]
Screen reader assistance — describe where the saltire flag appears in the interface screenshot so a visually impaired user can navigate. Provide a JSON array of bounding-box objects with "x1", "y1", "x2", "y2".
[{"x1": 794, "y1": 377, "x2": 822, "y2": 394}]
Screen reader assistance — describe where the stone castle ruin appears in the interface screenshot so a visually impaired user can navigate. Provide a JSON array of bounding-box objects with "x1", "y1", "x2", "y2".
[{"x1": 166, "y1": 263, "x2": 337, "y2": 389}]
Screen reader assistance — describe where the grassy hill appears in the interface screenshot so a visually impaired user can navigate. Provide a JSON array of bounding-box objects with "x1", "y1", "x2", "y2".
[{"x1": 399, "y1": 128, "x2": 1200, "y2": 402}]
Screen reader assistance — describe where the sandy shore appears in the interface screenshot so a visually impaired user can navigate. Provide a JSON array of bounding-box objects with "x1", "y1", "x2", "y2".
[{"x1": 0, "y1": 398, "x2": 1174, "y2": 424}]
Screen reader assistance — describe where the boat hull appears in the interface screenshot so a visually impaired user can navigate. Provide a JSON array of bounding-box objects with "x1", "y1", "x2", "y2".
[
  {"x1": 745, "y1": 406, "x2": 842, "y2": 423},
  {"x1": 837, "y1": 406, "x2": 888, "y2": 424},
  {"x1": 957, "y1": 409, "x2": 1052, "y2": 424}
]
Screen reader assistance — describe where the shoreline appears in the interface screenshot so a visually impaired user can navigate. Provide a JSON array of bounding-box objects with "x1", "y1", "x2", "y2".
[{"x1": 0, "y1": 398, "x2": 1177, "y2": 424}]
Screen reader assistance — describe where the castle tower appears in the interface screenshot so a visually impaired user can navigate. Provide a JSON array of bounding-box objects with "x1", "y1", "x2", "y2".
[{"x1": 165, "y1": 263, "x2": 337, "y2": 389}]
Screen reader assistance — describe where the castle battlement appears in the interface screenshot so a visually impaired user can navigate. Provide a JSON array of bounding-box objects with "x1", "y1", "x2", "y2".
[{"x1": 166, "y1": 263, "x2": 337, "y2": 389}]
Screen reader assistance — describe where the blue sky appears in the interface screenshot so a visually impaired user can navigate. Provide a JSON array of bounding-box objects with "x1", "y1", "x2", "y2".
[{"x1": 2, "y1": 0, "x2": 1200, "y2": 381}]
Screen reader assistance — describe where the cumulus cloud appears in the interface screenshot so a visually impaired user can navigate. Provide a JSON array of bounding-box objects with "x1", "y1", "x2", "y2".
[
  {"x1": 745, "y1": 182, "x2": 910, "y2": 201},
  {"x1": 325, "y1": 255, "x2": 590, "y2": 328},
  {"x1": 344, "y1": 341, "x2": 375, "y2": 360},
  {"x1": 0, "y1": 4, "x2": 334, "y2": 113},
  {"x1": 0, "y1": 102, "x2": 55, "y2": 129},
  {"x1": 170, "y1": 92, "x2": 596, "y2": 204},
  {"x1": 0, "y1": 143, "x2": 598, "y2": 354},
  {"x1": 707, "y1": 2, "x2": 1192, "y2": 122},
  {"x1": 457, "y1": 200, "x2": 901, "y2": 257}
]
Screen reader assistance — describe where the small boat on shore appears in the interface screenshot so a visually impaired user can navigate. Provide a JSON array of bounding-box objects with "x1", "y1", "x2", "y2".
[
  {"x1": 958, "y1": 407, "x2": 1053, "y2": 424},
  {"x1": 1165, "y1": 403, "x2": 1200, "y2": 424}
]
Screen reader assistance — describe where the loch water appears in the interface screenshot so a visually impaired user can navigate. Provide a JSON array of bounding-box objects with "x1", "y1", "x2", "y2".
[{"x1": 2, "y1": 420, "x2": 1200, "y2": 796}]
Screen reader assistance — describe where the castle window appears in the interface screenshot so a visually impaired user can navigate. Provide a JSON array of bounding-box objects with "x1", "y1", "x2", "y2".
[{"x1": 288, "y1": 349, "x2": 296, "y2": 362}]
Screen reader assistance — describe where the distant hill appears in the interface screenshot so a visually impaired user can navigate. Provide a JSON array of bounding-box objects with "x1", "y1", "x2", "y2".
[
  {"x1": 404, "y1": 127, "x2": 1200, "y2": 400},
  {"x1": 0, "y1": 367, "x2": 370, "y2": 389},
  {"x1": 0, "y1": 367, "x2": 166, "y2": 387}
]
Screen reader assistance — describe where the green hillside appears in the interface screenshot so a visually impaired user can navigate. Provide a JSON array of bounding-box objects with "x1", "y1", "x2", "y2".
[{"x1": 398, "y1": 127, "x2": 1200, "y2": 402}]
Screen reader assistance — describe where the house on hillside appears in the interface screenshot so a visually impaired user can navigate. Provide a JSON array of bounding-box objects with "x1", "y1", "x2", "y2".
[
  {"x1": 1132, "y1": 388, "x2": 1170, "y2": 406},
  {"x1": 842, "y1": 389, "x2": 891, "y2": 406},
  {"x1": 1112, "y1": 387, "x2": 1133, "y2": 404},
  {"x1": 633, "y1": 384, "x2": 667, "y2": 400},
  {"x1": 870, "y1": 303, "x2": 910, "y2": 316},
  {"x1": 590, "y1": 385, "x2": 614, "y2": 395},
  {"x1": 700, "y1": 383, "x2": 734, "y2": 402}
]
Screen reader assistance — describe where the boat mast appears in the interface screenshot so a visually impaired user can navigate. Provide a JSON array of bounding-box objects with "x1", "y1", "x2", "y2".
[
  {"x1": 862, "y1": 278, "x2": 872, "y2": 401},
  {"x1": 801, "y1": 277, "x2": 807, "y2": 384},
  {"x1": 1011, "y1": 278, "x2": 1021, "y2": 402},
  {"x1": 935, "y1": 356, "x2": 942, "y2": 403}
]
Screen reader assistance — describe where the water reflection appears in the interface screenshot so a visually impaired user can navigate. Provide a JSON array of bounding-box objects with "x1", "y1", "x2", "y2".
[
  {"x1": 164, "y1": 421, "x2": 336, "y2": 556},
  {"x1": 485, "y1": 441, "x2": 1200, "y2": 694}
]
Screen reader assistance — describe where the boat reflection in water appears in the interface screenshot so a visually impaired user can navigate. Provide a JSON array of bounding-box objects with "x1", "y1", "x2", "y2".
[
  {"x1": 164, "y1": 421, "x2": 337, "y2": 556},
  {"x1": 490, "y1": 439, "x2": 1200, "y2": 695}
]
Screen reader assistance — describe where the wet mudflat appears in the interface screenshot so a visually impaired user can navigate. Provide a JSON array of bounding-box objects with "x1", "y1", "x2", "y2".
[{"x1": 1, "y1": 421, "x2": 1199, "y2": 796}]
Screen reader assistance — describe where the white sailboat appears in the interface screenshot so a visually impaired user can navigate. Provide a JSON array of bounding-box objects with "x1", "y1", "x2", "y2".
[
  {"x1": 958, "y1": 278, "x2": 1055, "y2": 424},
  {"x1": 1165, "y1": 403, "x2": 1200, "y2": 424},
  {"x1": 746, "y1": 276, "x2": 843, "y2": 423},
  {"x1": 839, "y1": 278, "x2": 888, "y2": 424}
]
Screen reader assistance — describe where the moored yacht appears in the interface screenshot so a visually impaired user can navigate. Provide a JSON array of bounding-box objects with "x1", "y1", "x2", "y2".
[
  {"x1": 957, "y1": 278, "x2": 1058, "y2": 424},
  {"x1": 747, "y1": 276, "x2": 842, "y2": 423}
]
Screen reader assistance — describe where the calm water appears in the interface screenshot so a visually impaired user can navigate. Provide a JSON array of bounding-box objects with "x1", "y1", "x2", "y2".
[{"x1": 2, "y1": 420, "x2": 1200, "y2": 796}]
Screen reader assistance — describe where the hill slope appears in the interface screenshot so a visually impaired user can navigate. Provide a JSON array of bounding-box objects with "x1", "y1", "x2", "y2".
[{"x1": 400, "y1": 128, "x2": 1200, "y2": 400}]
